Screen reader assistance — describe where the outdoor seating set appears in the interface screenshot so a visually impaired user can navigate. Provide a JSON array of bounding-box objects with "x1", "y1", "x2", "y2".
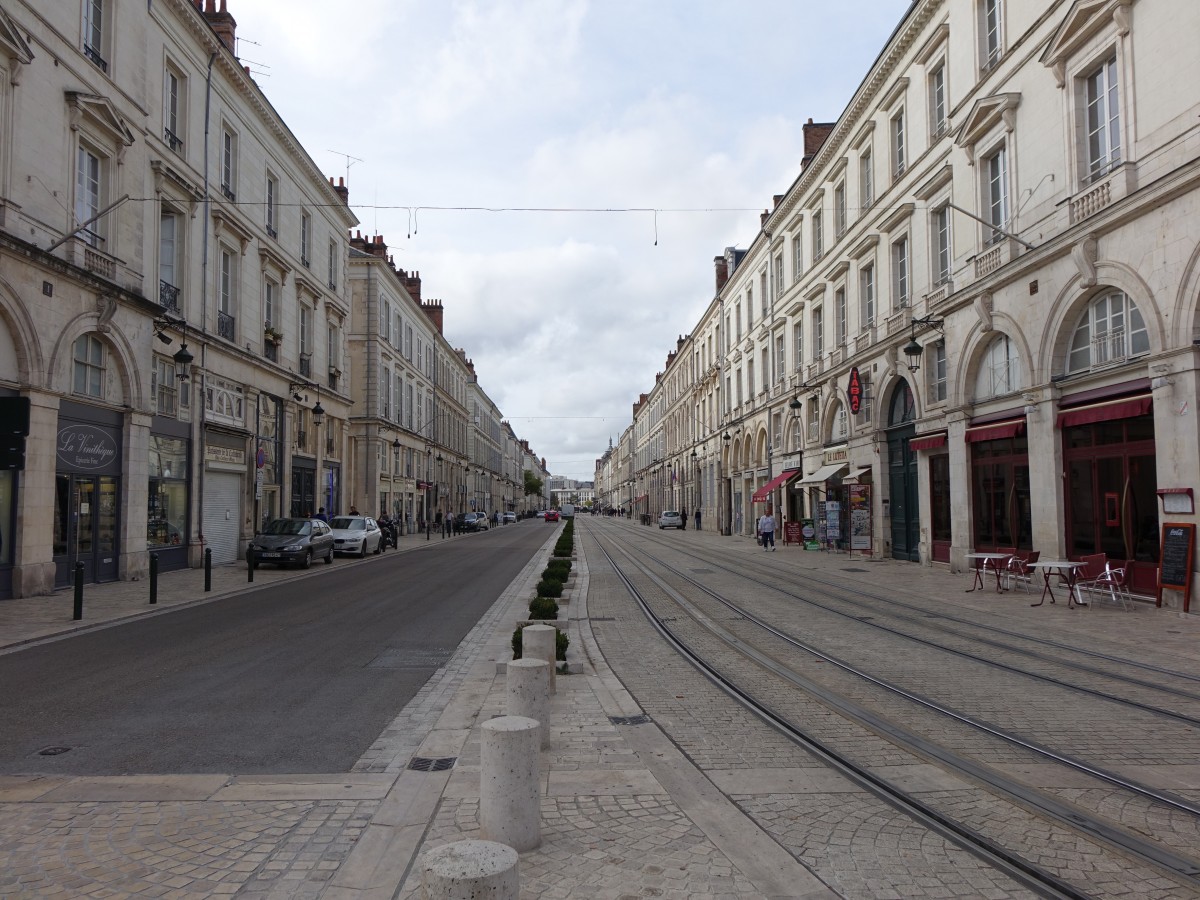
[{"x1": 965, "y1": 548, "x2": 1134, "y2": 611}]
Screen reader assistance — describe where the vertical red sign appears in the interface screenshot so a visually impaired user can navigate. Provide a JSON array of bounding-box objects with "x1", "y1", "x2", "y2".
[{"x1": 847, "y1": 366, "x2": 862, "y2": 415}]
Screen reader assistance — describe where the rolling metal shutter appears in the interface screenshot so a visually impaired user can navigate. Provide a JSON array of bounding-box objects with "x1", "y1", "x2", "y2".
[{"x1": 202, "y1": 472, "x2": 242, "y2": 565}]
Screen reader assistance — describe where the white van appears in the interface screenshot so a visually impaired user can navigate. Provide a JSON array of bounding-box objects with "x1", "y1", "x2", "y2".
[{"x1": 561, "y1": 504, "x2": 575, "y2": 518}]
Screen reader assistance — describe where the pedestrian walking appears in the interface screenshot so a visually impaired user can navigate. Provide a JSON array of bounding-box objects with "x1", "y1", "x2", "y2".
[
  {"x1": 758, "y1": 510, "x2": 776, "y2": 551},
  {"x1": 680, "y1": 507, "x2": 688, "y2": 531},
  {"x1": 694, "y1": 508, "x2": 701, "y2": 530}
]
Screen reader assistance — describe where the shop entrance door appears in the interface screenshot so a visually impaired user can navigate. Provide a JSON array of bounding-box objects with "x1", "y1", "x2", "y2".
[
  {"x1": 53, "y1": 474, "x2": 119, "y2": 587},
  {"x1": 887, "y1": 382, "x2": 919, "y2": 561}
]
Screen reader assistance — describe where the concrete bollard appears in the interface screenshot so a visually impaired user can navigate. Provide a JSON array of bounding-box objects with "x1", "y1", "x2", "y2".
[
  {"x1": 522, "y1": 623, "x2": 556, "y2": 695},
  {"x1": 420, "y1": 839, "x2": 518, "y2": 899},
  {"x1": 480, "y1": 716, "x2": 541, "y2": 852},
  {"x1": 506, "y1": 658, "x2": 550, "y2": 749}
]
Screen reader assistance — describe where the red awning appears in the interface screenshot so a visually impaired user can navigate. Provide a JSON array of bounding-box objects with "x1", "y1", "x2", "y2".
[
  {"x1": 909, "y1": 432, "x2": 947, "y2": 451},
  {"x1": 752, "y1": 468, "x2": 801, "y2": 502},
  {"x1": 964, "y1": 420, "x2": 1025, "y2": 443},
  {"x1": 1056, "y1": 395, "x2": 1152, "y2": 429}
]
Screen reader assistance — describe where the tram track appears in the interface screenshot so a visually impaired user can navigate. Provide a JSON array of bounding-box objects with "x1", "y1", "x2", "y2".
[{"x1": 588, "y1": 524, "x2": 1200, "y2": 897}]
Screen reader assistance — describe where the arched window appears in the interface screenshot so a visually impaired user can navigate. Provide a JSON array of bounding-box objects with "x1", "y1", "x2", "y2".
[
  {"x1": 73, "y1": 334, "x2": 105, "y2": 398},
  {"x1": 889, "y1": 380, "x2": 915, "y2": 426},
  {"x1": 975, "y1": 333, "x2": 1021, "y2": 399},
  {"x1": 832, "y1": 401, "x2": 849, "y2": 441},
  {"x1": 1067, "y1": 290, "x2": 1148, "y2": 372}
]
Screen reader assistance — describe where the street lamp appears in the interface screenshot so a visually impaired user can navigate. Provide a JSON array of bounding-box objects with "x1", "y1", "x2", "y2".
[{"x1": 903, "y1": 316, "x2": 945, "y2": 372}]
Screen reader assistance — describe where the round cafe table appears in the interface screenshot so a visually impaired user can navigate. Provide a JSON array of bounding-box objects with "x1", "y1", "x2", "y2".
[{"x1": 1028, "y1": 560, "x2": 1087, "y2": 608}]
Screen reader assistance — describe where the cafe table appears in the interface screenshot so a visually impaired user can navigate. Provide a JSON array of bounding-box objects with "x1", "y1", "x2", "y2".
[
  {"x1": 1028, "y1": 560, "x2": 1088, "y2": 608},
  {"x1": 964, "y1": 552, "x2": 1012, "y2": 593}
]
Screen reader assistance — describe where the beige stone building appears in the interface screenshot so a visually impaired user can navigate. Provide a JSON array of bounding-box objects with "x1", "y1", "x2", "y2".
[{"x1": 604, "y1": 0, "x2": 1200, "y2": 605}]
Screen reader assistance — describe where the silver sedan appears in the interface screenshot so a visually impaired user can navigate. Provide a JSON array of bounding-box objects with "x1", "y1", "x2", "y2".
[{"x1": 330, "y1": 516, "x2": 383, "y2": 556}]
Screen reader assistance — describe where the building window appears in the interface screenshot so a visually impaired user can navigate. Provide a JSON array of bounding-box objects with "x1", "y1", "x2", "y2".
[
  {"x1": 793, "y1": 322, "x2": 804, "y2": 370},
  {"x1": 792, "y1": 234, "x2": 803, "y2": 282},
  {"x1": 859, "y1": 263, "x2": 875, "y2": 327},
  {"x1": 327, "y1": 238, "x2": 338, "y2": 289},
  {"x1": 300, "y1": 212, "x2": 312, "y2": 266},
  {"x1": 859, "y1": 148, "x2": 873, "y2": 210},
  {"x1": 891, "y1": 237, "x2": 909, "y2": 308},
  {"x1": 82, "y1": 0, "x2": 107, "y2": 71},
  {"x1": 379, "y1": 298, "x2": 391, "y2": 343},
  {"x1": 263, "y1": 278, "x2": 278, "y2": 330},
  {"x1": 933, "y1": 205, "x2": 951, "y2": 284},
  {"x1": 929, "y1": 62, "x2": 947, "y2": 138},
  {"x1": 1084, "y1": 56, "x2": 1121, "y2": 184},
  {"x1": 812, "y1": 210, "x2": 824, "y2": 261},
  {"x1": 834, "y1": 182, "x2": 847, "y2": 238},
  {"x1": 218, "y1": 247, "x2": 237, "y2": 340},
  {"x1": 775, "y1": 334, "x2": 785, "y2": 382},
  {"x1": 75, "y1": 144, "x2": 104, "y2": 246},
  {"x1": 747, "y1": 359, "x2": 755, "y2": 398},
  {"x1": 299, "y1": 304, "x2": 313, "y2": 357},
  {"x1": 153, "y1": 355, "x2": 178, "y2": 415},
  {"x1": 1067, "y1": 290, "x2": 1149, "y2": 372},
  {"x1": 981, "y1": 0, "x2": 1004, "y2": 71},
  {"x1": 221, "y1": 128, "x2": 237, "y2": 200},
  {"x1": 73, "y1": 334, "x2": 104, "y2": 398},
  {"x1": 891, "y1": 110, "x2": 906, "y2": 179},
  {"x1": 975, "y1": 333, "x2": 1021, "y2": 399},
  {"x1": 834, "y1": 401, "x2": 848, "y2": 440},
  {"x1": 835, "y1": 287, "x2": 847, "y2": 345},
  {"x1": 404, "y1": 324, "x2": 413, "y2": 360},
  {"x1": 265, "y1": 173, "x2": 278, "y2": 238},
  {"x1": 163, "y1": 65, "x2": 184, "y2": 152},
  {"x1": 983, "y1": 146, "x2": 1008, "y2": 246},
  {"x1": 930, "y1": 340, "x2": 947, "y2": 402},
  {"x1": 747, "y1": 285, "x2": 755, "y2": 328},
  {"x1": 159, "y1": 211, "x2": 181, "y2": 312},
  {"x1": 773, "y1": 254, "x2": 783, "y2": 300},
  {"x1": 735, "y1": 302, "x2": 742, "y2": 342},
  {"x1": 813, "y1": 306, "x2": 824, "y2": 359}
]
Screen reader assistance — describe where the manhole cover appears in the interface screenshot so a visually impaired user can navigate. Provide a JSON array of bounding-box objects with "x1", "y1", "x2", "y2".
[
  {"x1": 609, "y1": 715, "x2": 651, "y2": 726},
  {"x1": 38, "y1": 747, "x2": 70, "y2": 756},
  {"x1": 408, "y1": 756, "x2": 457, "y2": 772}
]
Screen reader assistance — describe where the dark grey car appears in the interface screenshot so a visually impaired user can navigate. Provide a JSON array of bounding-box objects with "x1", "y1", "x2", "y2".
[{"x1": 249, "y1": 518, "x2": 335, "y2": 568}]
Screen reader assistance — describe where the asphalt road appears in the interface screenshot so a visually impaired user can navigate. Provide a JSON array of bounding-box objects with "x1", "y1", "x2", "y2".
[{"x1": 0, "y1": 521, "x2": 550, "y2": 776}]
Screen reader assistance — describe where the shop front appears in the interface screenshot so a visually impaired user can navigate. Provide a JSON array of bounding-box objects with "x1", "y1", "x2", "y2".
[
  {"x1": 147, "y1": 417, "x2": 190, "y2": 573},
  {"x1": 966, "y1": 418, "x2": 1032, "y2": 552},
  {"x1": 0, "y1": 390, "x2": 21, "y2": 599},
  {"x1": 291, "y1": 456, "x2": 316, "y2": 517},
  {"x1": 909, "y1": 432, "x2": 950, "y2": 563},
  {"x1": 53, "y1": 401, "x2": 123, "y2": 588},
  {"x1": 795, "y1": 445, "x2": 850, "y2": 550},
  {"x1": 323, "y1": 462, "x2": 341, "y2": 516},
  {"x1": 886, "y1": 382, "x2": 918, "y2": 561}
]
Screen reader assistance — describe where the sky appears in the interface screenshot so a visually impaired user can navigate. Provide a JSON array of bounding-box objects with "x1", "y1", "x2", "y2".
[{"x1": 230, "y1": 0, "x2": 909, "y2": 480}]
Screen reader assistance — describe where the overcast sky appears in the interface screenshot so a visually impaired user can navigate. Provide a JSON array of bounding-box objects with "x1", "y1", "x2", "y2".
[{"x1": 231, "y1": 0, "x2": 908, "y2": 480}]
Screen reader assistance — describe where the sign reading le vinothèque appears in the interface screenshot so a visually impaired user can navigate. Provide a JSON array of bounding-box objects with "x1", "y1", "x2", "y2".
[{"x1": 56, "y1": 424, "x2": 118, "y2": 471}]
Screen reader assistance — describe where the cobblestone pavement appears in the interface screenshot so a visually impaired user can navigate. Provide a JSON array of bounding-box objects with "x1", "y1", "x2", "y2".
[{"x1": 3, "y1": 519, "x2": 1200, "y2": 896}]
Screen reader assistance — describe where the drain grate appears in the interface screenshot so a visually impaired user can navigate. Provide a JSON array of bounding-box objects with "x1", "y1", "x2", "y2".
[
  {"x1": 37, "y1": 747, "x2": 70, "y2": 756},
  {"x1": 841, "y1": 567, "x2": 869, "y2": 573},
  {"x1": 609, "y1": 715, "x2": 651, "y2": 726},
  {"x1": 408, "y1": 756, "x2": 457, "y2": 772}
]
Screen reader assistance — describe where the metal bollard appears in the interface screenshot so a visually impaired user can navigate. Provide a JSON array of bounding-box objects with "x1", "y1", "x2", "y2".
[
  {"x1": 204, "y1": 547, "x2": 212, "y2": 592},
  {"x1": 247, "y1": 542, "x2": 255, "y2": 583},
  {"x1": 149, "y1": 553, "x2": 158, "y2": 604},
  {"x1": 73, "y1": 561, "x2": 84, "y2": 620}
]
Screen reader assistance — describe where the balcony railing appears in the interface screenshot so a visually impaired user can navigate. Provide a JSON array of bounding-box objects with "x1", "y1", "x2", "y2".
[
  {"x1": 84, "y1": 44, "x2": 107, "y2": 72},
  {"x1": 221, "y1": 183, "x2": 236, "y2": 202},
  {"x1": 1091, "y1": 329, "x2": 1127, "y2": 368},
  {"x1": 164, "y1": 128, "x2": 183, "y2": 153},
  {"x1": 1070, "y1": 179, "x2": 1111, "y2": 225},
  {"x1": 159, "y1": 280, "x2": 181, "y2": 313},
  {"x1": 299, "y1": 353, "x2": 312, "y2": 377},
  {"x1": 217, "y1": 310, "x2": 235, "y2": 341}
]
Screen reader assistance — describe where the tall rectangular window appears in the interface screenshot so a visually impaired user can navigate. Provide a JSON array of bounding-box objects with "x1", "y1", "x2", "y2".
[
  {"x1": 834, "y1": 183, "x2": 847, "y2": 238},
  {"x1": 775, "y1": 334, "x2": 785, "y2": 382},
  {"x1": 82, "y1": 0, "x2": 106, "y2": 71},
  {"x1": 1085, "y1": 57, "x2": 1121, "y2": 183},
  {"x1": 75, "y1": 145, "x2": 102, "y2": 246},
  {"x1": 812, "y1": 210, "x2": 824, "y2": 261},
  {"x1": 760, "y1": 272, "x2": 768, "y2": 319},
  {"x1": 929, "y1": 63, "x2": 947, "y2": 138},
  {"x1": 859, "y1": 149, "x2": 873, "y2": 210},
  {"x1": 792, "y1": 234, "x2": 803, "y2": 282},
  {"x1": 982, "y1": 0, "x2": 1003, "y2": 70},
  {"x1": 221, "y1": 128, "x2": 237, "y2": 200},
  {"x1": 219, "y1": 249, "x2": 235, "y2": 314},
  {"x1": 813, "y1": 306, "x2": 824, "y2": 359},
  {"x1": 933, "y1": 206, "x2": 951, "y2": 284},
  {"x1": 159, "y1": 212, "x2": 179, "y2": 307},
  {"x1": 299, "y1": 306, "x2": 313, "y2": 359},
  {"x1": 300, "y1": 212, "x2": 312, "y2": 266},
  {"x1": 931, "y1": 341, "x2": 948, "y2": 401},
  {"x1": 747, "y1": 285, "x2": 754, "y2": 327},
  {"x1": 859, "y1": 264, "x2": 875, "y2": 327},
  {"x1": 265, "y1": 174, "x2": 278, "y2": 237},
  {"x1": 835, "y1": 288, "x2": 847, "y2": 344},
  {"x1": 379, "y1": 298, "x2": 390, "y2": 342},
  {"x1": 891, "y1": 237, "x2": 909, "y2": 308},
  {"x1": 747, "y1": 359, "x2": 755, "y2": 397},
  {"x1": 163, "y1": 66, "x2": 183, "y2": 151},
  {"x1": 263, "y1": 279, "x2": 277, "y2": 329},
  {"x1": 327, "y1": 238, "x2": 338, "y2": 288},
  {"x1": 735, "y1": 303, "x2": 742, "y2": 341},
  {"x1": 985, "y1": 146, "x2": 1008, "y2": 245},
  {"x1": 793, "y1": 322, "x2": 804, "y2": 370},
  {"x1": 73, "y1": 334, "x2": 104, "y2": 398},
  {"x1": 891, "y1": 111, "x2": 906, "y2": 178}
]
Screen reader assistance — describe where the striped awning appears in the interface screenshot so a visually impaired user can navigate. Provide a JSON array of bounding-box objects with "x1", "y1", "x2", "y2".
[
  {"x1": 751, "y1": 468, "x2": 801, "y2": 502},
  {"x1": 964, "y1": 420, "x2": 1025, "y2": 443},
  {"x1": 909, "y1": 432, "x2": 947, "y2": 451},
  {"x1": 1056, "y1": 395, "x2": 1152, "y2": 429}
]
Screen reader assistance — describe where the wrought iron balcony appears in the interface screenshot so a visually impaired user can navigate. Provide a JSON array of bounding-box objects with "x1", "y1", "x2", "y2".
[
  {"x1": 299, "y1": 354, "x2": 311, "y2": 377},
  {"x1": 164, "y1": 128, "x2": 183, "y2": 153},
  {"x1": 159, "y1": 280, "x2": 181, "y2": 313},
  {"x1": 84, "y1": 44, "x2": 107, "y2": 72},
  {"x1": 221, "y1": 183, "x2": 236, "y2": 202},
  {"x1": 217, "y1": 310, "x2": 235, "y2": 341}
]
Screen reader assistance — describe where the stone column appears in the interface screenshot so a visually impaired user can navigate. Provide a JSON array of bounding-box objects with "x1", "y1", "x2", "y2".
[
  {"x1": 480, "y1": 716, "x2": 541, "y2": 852},
  {"x1": 121, "y1": 410, "x2": 152, "y2": 581},
  {"x1": 12, "y1": 389, "x2": 60, "y2": 597}
]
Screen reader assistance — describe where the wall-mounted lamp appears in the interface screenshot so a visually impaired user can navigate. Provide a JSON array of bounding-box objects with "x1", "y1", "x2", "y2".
[
  {"x1": 154, "y1": 314, "x2": 193, "y2": 381},
  {"x1": 903, "y1": 316, "x2": 945, "y2": 372},
  {"x1": 311, "y1": 398, "x2": 325, "y2": 427},
  {"x1": 292, "y1": 392, "x2": 304, "y2": 402},
  {"x1": 172, "y1": 341, "x2": 194, "y2": 381},
  {"x1": 392, "y1": 437, "x2": 402, "y2": 451}
]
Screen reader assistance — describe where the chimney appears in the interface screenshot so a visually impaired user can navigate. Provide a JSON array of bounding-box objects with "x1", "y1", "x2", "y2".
[
  {"x1": 330, "y1": 176, "x2": 349, "y2": 206},
  {"x1": 203, "y1": 0, "x2": 237, "y2": 55},
  {"x1": 773, "y1": 194, "x2": 784, "y2": 210},
  {"x1": 369, "y1": 235, "x2": 387, "y2": 259},
  {"x1": 421, "y1": 299, "x2": 444, "y2": 335},
  {"x1": 802, "y1": 118, "x2": 837, "y2": 168},
  {"x1": 760, "y1": 209, "x2": 770, "y2": 228},
  {"x1": 714, "y1": 255, "x2": 729, "y2": 292},
  {"x1": 399, "y1": 269, "x2": 421, "y2": 302}
]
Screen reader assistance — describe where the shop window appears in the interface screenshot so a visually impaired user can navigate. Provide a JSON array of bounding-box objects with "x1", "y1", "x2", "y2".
[
  {"x1": 930, "y1": 454, "x2": 951, "y2": 543},
  {"x1": 73, "y1": 334, "x2": 105, "y2": 398},
  {"x1": 1067, "y1": 290, "x2": 1149, "y2": 372},
  {"x1": 147, "y1": 436, "x2": 187, "y2": 549}
]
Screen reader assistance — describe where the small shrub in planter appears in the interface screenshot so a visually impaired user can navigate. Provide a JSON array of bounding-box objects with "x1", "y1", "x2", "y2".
[
  {"x1": 541, "y1": 567, "x2": 565, "y2": 584},
  {"x1": 528, "y1": 596, "x2": 559, "y2": 619},
  {"x1": 512, "y1": 626, "x2": 569, "y2": 661},
  {"x1": 536, "y1": 578, "x2": 563, "y2": 598},
  {"x1": 546, "y1": 559, "x2": 571, "y2": 576}
]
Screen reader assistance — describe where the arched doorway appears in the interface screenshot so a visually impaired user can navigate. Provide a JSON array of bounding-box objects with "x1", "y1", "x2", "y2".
[{"x1": 887, "y1": 381, "x2": 918, "y2": 561}]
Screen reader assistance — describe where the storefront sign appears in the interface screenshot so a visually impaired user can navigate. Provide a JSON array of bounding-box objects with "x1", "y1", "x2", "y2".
[
  {"x1": 56, "y1": 424, "x2": 118, "y2": 472},
  {"x1": 847, "y1": 367, "x2": 863, "y2": 415},
  {"x1": 823, "y1": 445, "x2": 849, "y2": 466},
  {"x1": 205, "y1": 445, "x2": 245, "y2": 466}
]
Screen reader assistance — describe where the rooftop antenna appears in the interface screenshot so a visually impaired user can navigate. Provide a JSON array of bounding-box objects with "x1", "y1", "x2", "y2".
[{"x1": 328, "y1": 150, "x2": 364, "y2": 187}]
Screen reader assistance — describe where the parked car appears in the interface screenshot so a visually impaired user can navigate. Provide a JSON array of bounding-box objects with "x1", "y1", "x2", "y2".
[
  {"x1": 535, "y1": 510, "x2": 547, "y2": 518},
  {"x1": 462, "y1": 512, "x2": 489, "y2": 531},
  {"x1": 329, "y1": 516, "x2": 383, "y2": 556},
  {"x1": 502, "y1": 511, "x2": 517, "y2": 524},
  {"x1": 658, "y1": 510, "x2": 684, "y2": 529},
  {"x1": 249, "y1": 518, "x2": 335, "y2": 568},
  {"x1": 544, "y1": 510, "x2": 561, "y2": 522}
]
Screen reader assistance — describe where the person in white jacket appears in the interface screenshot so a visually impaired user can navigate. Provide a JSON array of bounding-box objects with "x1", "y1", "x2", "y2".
[{"x1": 758, "y1": 511, "x2": 776, "y2": 551}]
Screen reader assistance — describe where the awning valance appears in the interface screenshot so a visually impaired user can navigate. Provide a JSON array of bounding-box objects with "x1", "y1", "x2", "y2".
[
  {"x1": 842, "y1": 466, "x2": 872, "y2": 484},
  {"x1": 751, "y1": 468, "x2": 801, "y2": 502},
  {"x1": 794, "y1": 462, "x2": 849, "y2": 486},
  {"x1": 964, "y1": 420, "x2": 1025, "y2": 443},
  {"x1": 909, "y1": 432, "x2": 947, "y2": 451},
  {"x1": 1056, "y1": 395, "x2": 1152, "y2": 429}
]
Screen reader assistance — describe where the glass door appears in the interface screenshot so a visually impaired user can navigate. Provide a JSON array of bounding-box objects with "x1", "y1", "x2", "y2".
[{"x1": 52, "y1": 475, "x2": 120, "y2": 587}]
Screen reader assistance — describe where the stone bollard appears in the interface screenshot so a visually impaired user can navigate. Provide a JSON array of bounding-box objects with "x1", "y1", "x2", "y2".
[
  {"x1": 480, "y1": 716, "x2": 541, "y2": 852},
  {"x1": 420, "y1": 839, "x2": 518, "y2": 899},
  {"x1": 506, "y1": 658, "x2": 550, "y2": 749},
  {"x1": 522, "y1": 623, "x2": 556, "y2": 695}
]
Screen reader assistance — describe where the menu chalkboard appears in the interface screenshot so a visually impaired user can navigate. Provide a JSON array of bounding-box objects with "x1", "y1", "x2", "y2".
[{"x1": 1157, "y1": 522, "x2": 1195, "y2": 612}]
